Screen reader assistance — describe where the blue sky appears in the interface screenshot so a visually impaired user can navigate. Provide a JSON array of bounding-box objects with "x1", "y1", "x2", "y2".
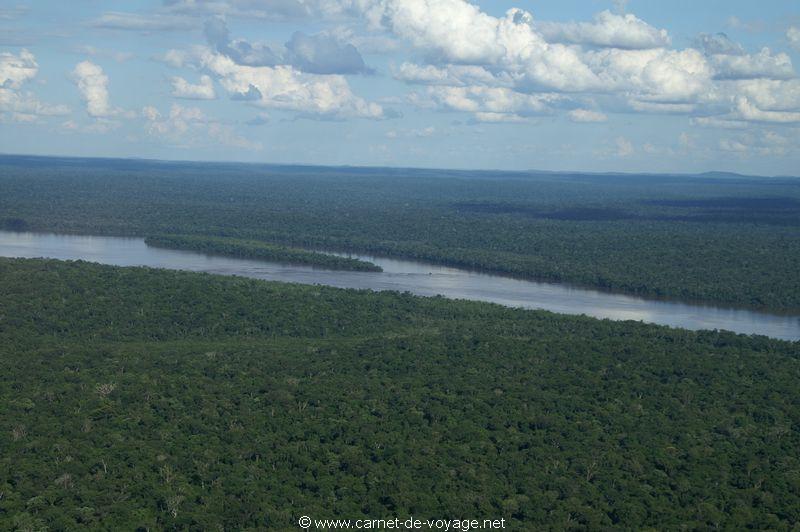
[{"x1": 1, "y1": 0, "x2": 799, "y2": 174}]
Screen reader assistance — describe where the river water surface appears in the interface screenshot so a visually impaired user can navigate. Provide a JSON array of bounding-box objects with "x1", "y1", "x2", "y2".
[{"x1": 1, "y1": 230, "x2": 798, "y2": 341}]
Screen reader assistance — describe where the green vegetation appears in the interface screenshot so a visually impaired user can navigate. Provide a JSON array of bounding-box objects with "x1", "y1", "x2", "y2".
[
  {"x1": 145, "y1": 234, "x2": 382, "y2": 272},
  {"x1": 1, "y1": 156, "x2": 799, "y2": 311},
  {"x1": 1, "y1": 257, "x2": 799, "y2": 530}
]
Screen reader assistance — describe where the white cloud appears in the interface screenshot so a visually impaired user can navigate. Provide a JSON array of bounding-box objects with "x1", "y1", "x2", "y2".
[
  {"x1": 353, "y1": 2, "x2": 800, "y2": 125},
  {"x1": 171, "y1": 74, "x2": 216, "y2": 99},
  {"x1": 72, "y1": 61, "x2": 120, "y2": 118},
  {"x1": 363, "y1": 3, "x2": 713, "y2": 105},
  {"x1": 328, "y1": 26, "x2": 401, "y2": 54},
  {"x1": 732, "y1": 79, "x2": 800, "y2": 115},
  {"x1": 201, "y1": 49, "x2": 384, "y2": 119},
  {"x1": 0, "y1": 88, "x2": 70, "y2": 117},
  {"x1": 719, "y1": 138, "x2": 749, "y2": 153},
  {"x1": 362, "y1": 0, "x2": 509, "y2": 64},
  {"x1": 142, "y1": 103, "x2": 262, "y2": 150},
  {"x1": 734, "y1": 96, "x2": 800, "y2": 123},
  {"x1": 628, "y1": 100, "x2": 696, "y2": 114},
  {"x1": 23, "y1": 1, "x2": 800, "y2": 130},
  {"x1": 0, "y1": 49, "x2": 38, "y2": 88},
  {"x1": 285, "y1": 30, "x2": 370, "y2": 74},
  {"x1": 537, "y1": 10, "x2": 671, "y2": 49},
  {"x1": 711, "y1": 48, "x2": 794, "y2": 80},
  {"x1": 422, "y1": 85, "x2": 562, "y2": 116},
  {"x1": 143, "y1": 2, "x2": 800, "y2": 126},
  {"x1": 0, "y1": 50, "x2": 70, "y2": 120},
  {"x1": 788, "y1": 27, "x2": 800, "y2": 51},
  {"x1": 472, "y1": 112, "x2": 529, "y2": 123},
  {"x1": 156, "y1": 49, "x2": 193, "y2": 68},
  {"x1": 568, "y1": 109, "x2": 607, "y2": 122},
  {"x1": 615, "y1": 136, "x2": 634, "y2": 157},
  {"x1": 717, "y1": 131, "x2": 794, "y2": 157},
  {"x1": 694, "y1": 33, "x2": 744, "y2": 56},
  {"x1": 394, "y1": 62, "x2": 509, "y2": 87}
]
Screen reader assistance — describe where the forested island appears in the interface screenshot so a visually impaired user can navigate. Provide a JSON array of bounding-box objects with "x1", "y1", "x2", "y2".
[
  {"x1": 2, "y1": 156, "x2": 799, "y2": 311},
  {"x1": 1, "y1": 257, "x2": 798, "y2": 530},
  {"x1": 144, "y1": 234, "x2": 382, "y2": 272}
]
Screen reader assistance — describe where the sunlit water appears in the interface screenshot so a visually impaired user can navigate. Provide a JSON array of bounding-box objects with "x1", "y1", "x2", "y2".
[{"x1": 1, "y1": 230, "x2": 798, "y2": 341}]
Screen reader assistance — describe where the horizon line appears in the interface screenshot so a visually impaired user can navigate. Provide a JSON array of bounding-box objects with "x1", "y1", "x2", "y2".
[{"x1": 0, "y1": 151, "x2": 797, "y2": 181}]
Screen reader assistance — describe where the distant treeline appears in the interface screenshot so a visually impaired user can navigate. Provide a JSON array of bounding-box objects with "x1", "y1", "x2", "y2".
[
  {"x1": 1, "y1": 156, "x2": 800, "y2": 311},
  {"x1": 144, "y1": 234, "x2": 382, "y2": 272}
]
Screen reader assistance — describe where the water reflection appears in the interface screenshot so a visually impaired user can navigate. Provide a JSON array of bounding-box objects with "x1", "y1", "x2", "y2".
[{"x1": 1, "y1": 230, "x2": 797, "y2": 341}]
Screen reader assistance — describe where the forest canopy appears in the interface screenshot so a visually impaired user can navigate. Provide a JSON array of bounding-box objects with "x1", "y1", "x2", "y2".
[
  {"x1": 145, "y1": 234, "x2": 382, "y2": 272},
  {"x1": 1, "y1": 257, "x2": 798, "y2": 530}
]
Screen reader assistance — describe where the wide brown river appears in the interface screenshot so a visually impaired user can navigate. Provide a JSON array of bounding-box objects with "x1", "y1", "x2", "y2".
[{"x1": 1, "y1": 230, "x2": 798, "y2": 341}]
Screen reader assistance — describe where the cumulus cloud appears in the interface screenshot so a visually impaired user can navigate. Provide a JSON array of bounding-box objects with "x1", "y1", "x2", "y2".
[
  {"x1": 171, "y1": 74, "x2": 217, "y2": 99},
  {"x1": 734, "y1": 96, "x2": 800, "y2": 123},
  {"x1": 568, "y1": 109, "x2": 607, "y2": 122},
  {"x1": 203, "y1": 16, "x2": 370, "y2": 74},
  {"x1": 718, "y1": 130, "x2": 794, "y2": 157},
  {"x1": 154, "y1": 47, "x2": 210, "y2": 68},
  {"x1": 537, "y1": 10, "x2": 671, "y2": 49},
  {"x1": 351, "y1": 1, "x2": 800, "y2": 125},
  {"x1": 584, "y1": 47, "x2": 713, "y2": 105},
  {"x1": 711, "y1": 48, "x2": 794, "y2": 80},
  {"x1": 204, "y1": 16, "x2": 281, "y2": 66},
  {"x1": 142, "y1": 103, "x2": 262, "y2": 149},
  {"x1": 0, "y1": 48, "x2": 38, "y2": 88},
  {"x1": 472, "y1": 112, "x2": 529, "y2": 123},
  {"x1": 0, "y1": 50, "x2": 69, "y2": 121},
  {"x1": 201, "y1": 50, "x2": 385, "y2": 118},
  {"x1": 72, "y1": 61, "x2": 119, "y2": 118},
  {"x1": 0, "y1": 89, "x2": 70, "y2": 118},
  {"x1": 694, "y1": 33, "x2": 744, "y2": 56},
  {"x1": 91, "y1": 1, "x2": 800, "y2": 127},
  {"x1": 420, "y1": 85, "x2": 562, "y2": 116},
  {"x1": 360, "y1": 2, "x2": 713, "y2": 102},
  {"x1": 285, "y1": 31, "x2": 370, "y2": 74},
  {"x1": 730, "y1": 79, "x2": 800, "y2": 123},
  {"x1": 693, "y1": 32, "x2": 795, "y2": 81},
  {"x1": 394, "y1": 62, "x2": 509, "y2": 87}
]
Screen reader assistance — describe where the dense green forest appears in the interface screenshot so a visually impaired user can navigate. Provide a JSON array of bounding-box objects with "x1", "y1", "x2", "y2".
[
  {"x1": 145, "y1": 234, "x2": 382, "y2": 272},
  {"x1": 1, "y1": 257, "x2": 798, "y2": 530},
  {"x1": 1, "y1": 155, "x2": 799, "y2": 311}
]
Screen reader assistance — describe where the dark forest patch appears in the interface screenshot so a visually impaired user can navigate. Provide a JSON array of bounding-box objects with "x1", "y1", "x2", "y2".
[
  {"x1": 454, "y1": 199, "x2": 800, "y2": 226},
  {"x1": 453, "y1": 202, "x2": 635, "y2": 221}
]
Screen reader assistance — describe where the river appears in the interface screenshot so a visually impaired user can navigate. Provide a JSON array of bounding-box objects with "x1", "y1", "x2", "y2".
[{"x1": 1, "y1": 230, "x2": 797, "y2": 341}]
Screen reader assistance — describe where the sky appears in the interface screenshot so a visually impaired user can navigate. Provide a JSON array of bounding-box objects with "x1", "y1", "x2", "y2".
[{"x1": 1, "y1": 0, "x2": 800, "y2": 175}]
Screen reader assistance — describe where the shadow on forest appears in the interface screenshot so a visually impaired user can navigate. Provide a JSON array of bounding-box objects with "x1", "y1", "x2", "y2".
[{"x1": 453, "y1": 197, "x2": 800, "y2": 226}]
